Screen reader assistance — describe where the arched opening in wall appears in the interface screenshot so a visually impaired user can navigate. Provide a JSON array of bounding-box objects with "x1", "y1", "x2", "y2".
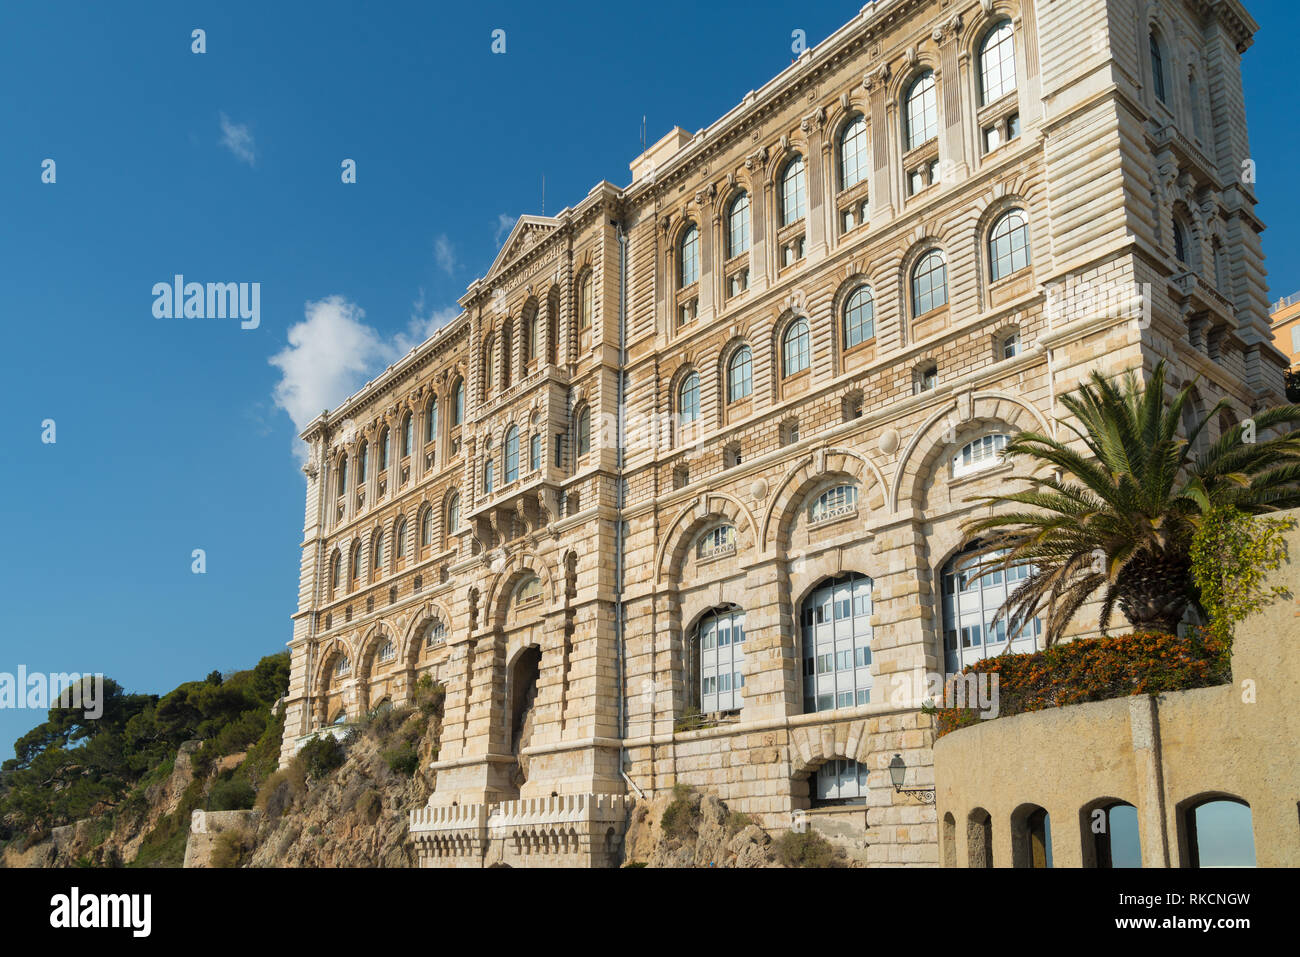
[
  {"x1": 1180, "y1": 796, "x2": 1255, "y2": 867},
  {"x1": 967, "y1": 808, "x2": 993, "y2": 867},
  {"x1": 508, "y1": 646, "x2": 542, "y2": 791},
  {"x1": 799, "y1": 573, "x2": 874, "y2": 715},
  {"x1": 1010, "y1": 803, "x2": 1053, "y2": 868},
  {"x1": 686, "y1": 604, "x2": 746, "y2": 719},
  {"x1": 942, "y1": 813, "x2": 957, "y2": 868},
  {"x1": 940, "y1": 543, "x2": 1041, "y2": 676},
  {"x1": 1081, "y1": 800, "x2": 1143, "y2": 868}
]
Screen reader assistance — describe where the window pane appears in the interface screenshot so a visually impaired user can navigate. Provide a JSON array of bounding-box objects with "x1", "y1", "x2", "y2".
[
  {"x1": 840, "y1": 115, "x2": 868, "y2": 189},
  {"x1": 728, "y1": 192, "x2": 751, "y2": 257},
  {"x1": 843, "y1": 286, "x2": 875, "y2": 349},
  {"x1": 781, "y1": 156, "x2": 806, "y2": 225},
  {"x1": 980, "y1": 21, "x2": 1016, "y2": 105},
  {"x1": 905, "y1": 71, "x2": 938, "y2": 150}
]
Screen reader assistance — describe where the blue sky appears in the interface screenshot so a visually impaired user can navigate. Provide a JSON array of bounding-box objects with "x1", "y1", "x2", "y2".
[{"x1": 0, "y1": 0, "x2": 1296, "y2": 754}]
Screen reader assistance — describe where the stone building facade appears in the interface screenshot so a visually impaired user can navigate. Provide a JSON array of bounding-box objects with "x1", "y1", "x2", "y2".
[{"x1": 277, "y1": 0, "x2": 1282, "y2": 867}]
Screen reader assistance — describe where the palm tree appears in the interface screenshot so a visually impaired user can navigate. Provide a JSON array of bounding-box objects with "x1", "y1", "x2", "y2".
[{"x1": 963, "y1": 360, "x2": 1300, "y2": 642}]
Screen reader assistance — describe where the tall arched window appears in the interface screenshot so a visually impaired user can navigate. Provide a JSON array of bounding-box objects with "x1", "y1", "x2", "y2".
[
  {"x1": 911, "y1": 249, "x2": 948, "y2": 316},
  {"x1": 579, "y1": 272, "x2": 593, "y2": 330},
  {"x1": 419, "y1": 507, "x2": 433, "y2": 553},
  {"x1": 694, "y1": 606, "x2": 746, "y2": 714},
  {"x1": 329, "y1": 549, "x2": 342, "y2": 597},
  {"x1": 780, "y1": 155, "x2": 806, "y2": 226},
  {"x1": 504, "y1": 425, "x2": 519, "y2": 482},
  {"x1": 782, "y1": 318, "x2": 810, "y2": 376},
  {"x1": 677, "y1": 372, "x2": 700, "y2": 432},
  {"x1": 1184, "y1": 798, "x2": 1255, "y2": 867},
  {"x1": 941, "y1": 544, "x2": 1041, "y2": 674},
  {"x1": 574, "y1": 406, "x2": 591, "y2": 457},
  {"x1": 401, "y1": 414, "x2": 414, "y2": 457},
  {"x1": 336, "y1": 455, "x2": 348, "y2": 498},
  {"x1": 349, "y1": 542, "x2": 362, "y2": 588},
  {"x1": 524, "y1": 303, "x2": 538, "y2": 363},
  {"x1": 727, "y1": 345, "x2": 753, "y2": 402},
  {"x1": 1173, "y1": 218, "x2": 1189, "y2": 264},
  {"x1": 395, "y1": 519, "x2": 407, "y2": 563},
  {"x1": 979, "y1": 20, "x2": 1016, "y2": 105},
  {"x1": 446, "y1": 493, "x2": 460, "y2": 537},
  {"x1": 482, "y1": 336, "x2": 496, "y2": 393},
  {"x1": 727, "y1": 192, "x2": 751, "y2": 258},
  {"x1": 905, "y1": 71, "x2": 938, "y2": 150},
  {"x1": 843, "y1": 285, "x2": 875, "y2": 349},
  {"x1": 501, "y1": 325, "x2": 513, "y2": 388},
  {"x1": 452, "y1": 380, "x2": 464, "y2": 426},
  {"x1": 356, "y1": 442, "x2": 368, "y2": 486},
  {"x1": 371, "y1": 531, "x2": 384, "y2": 574},
  {"x1": 839, "y1": 115, "x2": 868, "y2": 189},
  {"x1": 679, "y1": 224, "x2": 699, "y2": 287},
  {"x1": 424, "y1": 397, "x2": 438, "y2": 445},
  {"x1": 378, "y1": 427, "x2": 390, "y2": 470},
  {"x1": 1188, "y1": 73, "x2": 1203, "y2": 139},
  {"x1": 483, "y1": 457, "x2": 495, "y2": 494},
  {"x1": 989, "y1": 210, "x2": 1031, "y2": 281},
  {"x1": 1150, "y1": 31, "x2": 1167, "y2": 103},
  {"x1": 800, "y1": 573, "x2": 874, "y2": 714}
]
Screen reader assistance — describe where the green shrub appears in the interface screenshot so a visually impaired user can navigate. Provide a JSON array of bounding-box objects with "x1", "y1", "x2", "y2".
[
  {"x1": 382, "y1": 741, "x2": 419, "y2": 777},
  {"x1": 206, "y1": 775, "x2": 255, "y2": 811},
  {"x1": 660, "y1": 786, "x2": 700, "y2": 842},
  {"x1": 254, "y1": 770, "x2": 299, "y2": 823},
  {"x1": 297, "y1": 735, "x2": 345, "y2": 779},
  {"x1": 414, "y1": 676, "x2": 446, "y2": 716},
  {"x1": 773, "y1": 829, "x2": 845, "y2": 868}
]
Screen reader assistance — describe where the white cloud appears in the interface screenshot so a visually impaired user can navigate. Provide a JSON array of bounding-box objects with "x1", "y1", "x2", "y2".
[
  {"x1": 494, "y1": 213, "x2": 514, "y2": 247},
  {"x1": 219, "y1": 112, "x2": 256, "y2": 166},
  {"x1": 269, "y1": 295, "x2": 460, "y2": 462},
  {"x1": 434, "y1": 234, "x2": 456, "y2": 275}
]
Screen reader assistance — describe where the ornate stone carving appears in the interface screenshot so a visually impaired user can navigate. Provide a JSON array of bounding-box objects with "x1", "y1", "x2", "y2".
[
  {"x1": 800, "y1": 106, "x2": 826, "y2": 134},
  {"x1": 863, "y1": 62, "x2": 891, "y2": 92}
]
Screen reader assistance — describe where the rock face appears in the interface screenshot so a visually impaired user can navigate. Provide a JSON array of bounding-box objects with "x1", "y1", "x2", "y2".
[
  {"x1": 243, "y1": 709, "x2": 441, "y2": 868},
  {"x1": 622, "y1": 789, "x2": 777, "y2": 868}
]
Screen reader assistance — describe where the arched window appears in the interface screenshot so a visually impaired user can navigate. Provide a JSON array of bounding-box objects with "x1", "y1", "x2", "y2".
[
  {"x1": 483, "y1": 457, "x2": 495, "y2": 494},
  {"x1": 425, "y1": 618, "x2": 447, "y2": 647},
  {"x1": 911, "y1": 248, "x2": 948, "y2": 316},
  {"x1": 356, "y1": 442, "x2": 368, "y2": 486},
  {"x1": 677, "y1": 372, "x2": 700, "y2": 435},
  {"x1": 979, "y1": 20, "x2": 1016, "y2": 105},
  {"x1": 483, "y1": 336, "x2": 496, "y2": 393},
  {"x1": 395, "y1": 519, "x2": 407, "y2": 562},
  {"x1": 905, "y1": 71, "x2": 938, "y2": 150},
  {"x1": 419, "y1": 507, "x2": 433, "y2": 552},
  {"x1": 578, "y1": 272, "x2": 594, "y2": 330},
  {"x1": 989, "y1": 209, "x2": 1031, "y2": 281},
  {"x1": 1012, "y1": 805, "x2": 1053, "y2": 868},
  {"x1": 1173, "y1": 217, "x2": 1189, "y2": 264},
  {"x1": 330, "y1": 708, "x2": 348, "y2": 725},
  {"x1": 376, "y1": 637, "x2": 396, "y2": 664},
  {"x1": 694, "y1": 606, "x2": 746, "y2": 713},
  {"x1": 800, "y1": 573, "x2": 874, "y2": 714},
  {"x1": 941, "y1": 543, "x2": 1041, "y2": 674},
  {"x1": 811, "y1": 758, "x2": 870, "y2": 806},
  {"x1": 1088, "y1": 802, "x2": 1143, "y2": 868},
  {"x1": 504, "y1": 426, "x2": 520, "y2": 483},
  {"x1": 524, "y1": 304, "x2": 538, "y2": 363},
  {"x1": 575, "y1": 406, "x2": 591, "y2": 457},
  {"x1": 1000, "y1": 329, "x2": 1022, "y2": 360},
  {"x1": 424, "y1": 398, "x2": 437, "y2": 446},
  {"x1": 727, "y1": 346, "x2": 753, "y2": 403},
  {"x1": 809, "y1": 485, "x2": 858, "y2": 523},
  {"x1": 452, "y1": 380, "x2": 464, "y2": 426},
  {"x1": 780, "y1": 155, "x2": 806, "y2": 226},
  {"x1": 1184, "y1": 798, "x2": 1255, "y2": 867},
  {"x1": 371, "y1": 532, "x2": 384, "y2": 573},
  {"x1": 953, "y1": 433, "x2": 1011, "y2": 477},
  {"x1": 515, "y1": 574, "x2": 543, "y2": 606},
  {"x1": 501, "y1": 326, "x2": 513, "y2": 388},
  {"x1": 842, "y1": 285, "x2": 875, "y2": 349},
  {"x1": 698, "y1": 525, "x2": 737, "y2": 560},
  {"x1": 333, "y1": 655, "x2": 351, "y2": 678},
  {"x1": 446, "y1": 493, "x2": 460, "y2": 536},
  {"x1": 1150, "y1": 31, "x2": 1166, "y2": 103},
  {"x1": 727, "y1": 192, "x2": 751, "y2": 258},
  {"x1": 378, "y1": 427, "x2": 390, "y2": 470},
  {"x1": 401, "y1": 414, "x2": 414, "y2": 457},
  {"x1": 679, "y1": 224, "x2": 699, "y2": 287},
  {"x1": 530, "y1": 432, "x2": 541, "y2": 471},
  {"x1": 782, "y1": 318, "x2": 810, "y2": 377},
  {"x1": 336, "y1": 455, "x2": 348, "y2": 498},
  {"x1": 349, "y1": 542, "x2": 362, "y2": 588},
  {"x1": 839, "y1": 114, "x2": 868, "y2": 190},
  {"x1": 329, "y1": 549, "x2": 342, "y2": 597}
]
